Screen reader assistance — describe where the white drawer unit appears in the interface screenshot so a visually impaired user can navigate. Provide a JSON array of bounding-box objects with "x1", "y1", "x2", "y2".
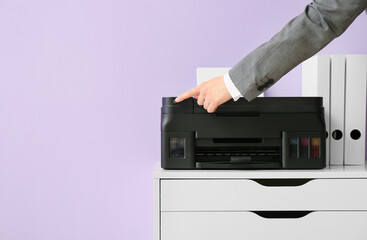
[{"x1": 154, "y1": 165, "x2": 367, "y2": 240}]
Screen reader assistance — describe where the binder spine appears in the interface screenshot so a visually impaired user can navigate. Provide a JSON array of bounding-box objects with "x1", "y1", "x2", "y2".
[
  {"x1": 330, "y1": 55, "x2": 346, "y2": 165},
  {"x1": 344, "y1": 55, "x2": 367, "y2": 165}
]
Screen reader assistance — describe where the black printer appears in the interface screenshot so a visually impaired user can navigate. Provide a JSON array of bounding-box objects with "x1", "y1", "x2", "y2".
[{"x1": 161, "y1": 97, "x2": 326, "y2": 169}]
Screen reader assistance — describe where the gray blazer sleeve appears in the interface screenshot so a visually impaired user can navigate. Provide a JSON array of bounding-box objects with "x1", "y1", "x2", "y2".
[{"x1": 229, "y1": 0, "x2": 367, "y2": 101}]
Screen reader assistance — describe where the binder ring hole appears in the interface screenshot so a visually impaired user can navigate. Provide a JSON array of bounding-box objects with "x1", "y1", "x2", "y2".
[
  {"x1": 332, "y1": 130, "x2": 343, "y2": 140},
  {"x1": 350, "y1": 129, "x2": 361, "y2": 140}
]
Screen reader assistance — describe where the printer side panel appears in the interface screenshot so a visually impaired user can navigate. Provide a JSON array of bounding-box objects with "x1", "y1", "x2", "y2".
[{"x1": 161, "y1": 97, "x2": 196, "y2": 169}]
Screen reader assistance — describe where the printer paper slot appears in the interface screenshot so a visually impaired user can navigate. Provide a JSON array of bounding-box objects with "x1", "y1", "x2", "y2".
[
  {"x1": 215, "y1": 112, "x2": 260, "y2": 117},
  {"x1": 213, "y1": 138, "x2": 263, "y2": 144}
]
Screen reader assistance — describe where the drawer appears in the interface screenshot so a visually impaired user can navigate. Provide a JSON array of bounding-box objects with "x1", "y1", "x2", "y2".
[
  {"x1": 161, "y1": 179, "x2": 367, "y2": 211},
  {"x1": 161, "y1": 211, "x2": 367, "y2": 240}
]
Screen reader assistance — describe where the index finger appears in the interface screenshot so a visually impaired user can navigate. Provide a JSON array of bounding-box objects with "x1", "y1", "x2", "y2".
[{"x1": 175, "y1": 87, "x2": 200, "y2": 102}]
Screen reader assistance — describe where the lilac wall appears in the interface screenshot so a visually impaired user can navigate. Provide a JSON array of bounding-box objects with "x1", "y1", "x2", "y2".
[{"x1": 0, "y1": 1, "x2": 366, "y2": 239}]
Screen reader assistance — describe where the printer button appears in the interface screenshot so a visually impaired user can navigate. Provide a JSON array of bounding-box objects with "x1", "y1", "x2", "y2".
[
  {"x1": 268, "y1": 78, "x2": 275, "y2": 84},
  {"x1": 257, "y1": 85, "x2": 264, "y2": 91}
]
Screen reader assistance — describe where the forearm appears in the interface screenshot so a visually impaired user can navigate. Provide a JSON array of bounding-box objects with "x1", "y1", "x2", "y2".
[{"x1": 229, "y1": 0, "x2": 367, "y2": 101}]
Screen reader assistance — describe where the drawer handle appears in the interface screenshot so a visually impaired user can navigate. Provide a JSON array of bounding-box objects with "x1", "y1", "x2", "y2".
[
  {"x1": 252, "y1": 211, "x2": 312, "y2": 219},
  {"x1": 253, "y1": 179, "x2": 312, "y2": 187}
]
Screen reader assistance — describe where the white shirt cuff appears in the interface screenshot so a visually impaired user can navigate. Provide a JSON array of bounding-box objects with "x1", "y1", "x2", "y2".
[{"x1": 224, "y1": 73, "x2": 243, "y2": 101}]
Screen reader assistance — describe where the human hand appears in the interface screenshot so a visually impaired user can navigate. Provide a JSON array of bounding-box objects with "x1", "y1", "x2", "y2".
[{"x1": 175, "y1": 76, "x2": 232, "y2": 113}]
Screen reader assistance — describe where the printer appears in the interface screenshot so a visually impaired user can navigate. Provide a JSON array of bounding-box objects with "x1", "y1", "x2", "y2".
[{"x1": 161, "y1": 97, "x2": 326, "y2": 169}]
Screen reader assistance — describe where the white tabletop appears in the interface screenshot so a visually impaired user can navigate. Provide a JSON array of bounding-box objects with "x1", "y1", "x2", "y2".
[{"x1": 154, "y1": 162, "x2": 367, "y2": 179}]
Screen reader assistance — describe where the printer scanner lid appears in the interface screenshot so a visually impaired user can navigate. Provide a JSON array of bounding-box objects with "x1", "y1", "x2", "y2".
[{"x1": 162, "y1": 97, "x2": 324, "y2": 114}]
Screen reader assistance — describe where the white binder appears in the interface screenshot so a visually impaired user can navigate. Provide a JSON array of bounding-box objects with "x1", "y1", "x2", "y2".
[
  {"x1": 196, "y1": 68, "x2": 264, "y2": 97},
  {"x1": 302, "y1": 55, "x2": 331, "y2": 166},
  {"x1": 330, "y1": 55, "x2": 346, "y2": 165},
  {"x1": 197, "y1": 68, "x2": 231, "y2": 85},
  {"x1": 344, "y1": 55, "x2": 367, "y2": 165}
]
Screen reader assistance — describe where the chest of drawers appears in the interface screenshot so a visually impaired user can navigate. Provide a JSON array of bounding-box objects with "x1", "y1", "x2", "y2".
[{"x1": 154, "y1": 165, "x2": 367, "y2": 240}]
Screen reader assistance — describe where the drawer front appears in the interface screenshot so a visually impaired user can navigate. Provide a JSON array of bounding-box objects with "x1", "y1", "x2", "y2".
[
  {"x1": 161, "y1": 211, "x2": 367, "y2": 240},
  {"x1": 161, "y1": 179, "x2": 367, "y2": 211}
]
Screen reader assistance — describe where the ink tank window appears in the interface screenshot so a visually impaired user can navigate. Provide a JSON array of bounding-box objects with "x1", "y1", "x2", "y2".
[
  {"x1": 170, "y1": 138, "x2": 185, "y2": 158},
  {"x1": 311, "y1": 137, "x2": 320, "y2": 158}
]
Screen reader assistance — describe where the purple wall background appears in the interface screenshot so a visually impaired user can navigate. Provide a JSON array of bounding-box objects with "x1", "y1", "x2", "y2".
[{"x1": 0, "y1": 1, "x2": 365, "y2": 239}]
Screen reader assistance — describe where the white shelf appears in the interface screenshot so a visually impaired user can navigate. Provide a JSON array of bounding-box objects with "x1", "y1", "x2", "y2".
[{"x1": 154, "y1": 162, "x2": 367, "y2": 179}]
